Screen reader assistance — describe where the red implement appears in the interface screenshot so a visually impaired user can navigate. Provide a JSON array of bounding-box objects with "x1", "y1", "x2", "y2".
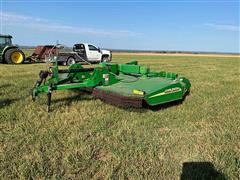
[{"x1": 30, "y1": 45, "x2": 57, "y2": 62}]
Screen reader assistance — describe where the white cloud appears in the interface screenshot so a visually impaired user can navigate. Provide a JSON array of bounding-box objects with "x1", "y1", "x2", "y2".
[
  {"x1": 2, "y1": 12, "x2": 142, "y2": 37},
  {"x1": 204, "y1": 23, "x2": 240, "y2": 32}
]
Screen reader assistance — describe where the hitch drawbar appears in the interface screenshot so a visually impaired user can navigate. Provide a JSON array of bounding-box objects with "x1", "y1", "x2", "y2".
[{"x1": 32, "y1": 67, "x2": 95, "y2": 112}]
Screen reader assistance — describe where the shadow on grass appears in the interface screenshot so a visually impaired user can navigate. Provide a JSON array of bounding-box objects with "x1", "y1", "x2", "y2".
[
  {"x1": 52, "y1": 92, "x2": 94, "y2": 106},
  {"x1": 101, "y1": 99, "x2": 184, "y2": 113},
  {"x1": 146, "y1": 99, "x2": 184, "y2": 111},
  {"x1": 112, "y1": 105, "x2": 148, "y2": 113},
  {"x1": 49, "y1": 90, "x2": 190, "y2": 113},
  {"x1": 181, "y1": 162, "x2": 226, "y2": 180},
  {"x1": 0, "y1": 84, "x2": 13, "y2": 96},
  {"x1": 51, "y1": 90, "x2": 147, "y2": 113},
  {"x1": 0, "y1": 98, "x2": 20, "y2": 109},
  {"x1": 0, "y1": 83, "x2": 12, "y2": 89}
]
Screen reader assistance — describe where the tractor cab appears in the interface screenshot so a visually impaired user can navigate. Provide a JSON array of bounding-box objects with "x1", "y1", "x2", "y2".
[{"x1": 0, "y1": 35, "x2": 12, "y2": 46}]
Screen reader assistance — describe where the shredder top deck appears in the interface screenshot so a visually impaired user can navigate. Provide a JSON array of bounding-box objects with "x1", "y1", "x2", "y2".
[{"x1": 95, "y1": 74, "x2": 174, "y2": 98}]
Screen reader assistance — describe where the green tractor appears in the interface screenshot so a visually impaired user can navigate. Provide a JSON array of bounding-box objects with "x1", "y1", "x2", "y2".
[{"x1": 0, "y1": 34, "x2": 25, "y2": 64}]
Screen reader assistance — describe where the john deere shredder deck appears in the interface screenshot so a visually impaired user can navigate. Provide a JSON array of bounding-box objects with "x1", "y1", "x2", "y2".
[{"x1": 31, "y1": 56, "x2": 191, "y2": 111}]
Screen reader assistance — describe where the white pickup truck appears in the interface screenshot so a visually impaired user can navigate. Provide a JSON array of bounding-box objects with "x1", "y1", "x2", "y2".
[{"x1": 58, "y1": 43, "x2": 112, "y2": 65}]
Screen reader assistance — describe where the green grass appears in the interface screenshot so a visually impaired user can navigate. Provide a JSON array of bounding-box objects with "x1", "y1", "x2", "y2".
[{"x1": 0, "y1": 53, "x2": 239, "y2": 179}]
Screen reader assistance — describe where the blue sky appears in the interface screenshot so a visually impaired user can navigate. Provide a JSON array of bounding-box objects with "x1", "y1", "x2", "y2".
[{"x1": 1, "y1": 0, "x2": 239, "y2": 53}]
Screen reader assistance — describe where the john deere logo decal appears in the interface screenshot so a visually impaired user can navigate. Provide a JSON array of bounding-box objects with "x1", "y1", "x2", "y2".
[{"x1": 149, "y1": 87, "x2": 182, "y2": 98}]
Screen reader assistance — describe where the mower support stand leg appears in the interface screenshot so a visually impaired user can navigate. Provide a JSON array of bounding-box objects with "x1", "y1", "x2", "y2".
[{"x1": 47, "y1": 92, "x2": 52, "y2": 112}]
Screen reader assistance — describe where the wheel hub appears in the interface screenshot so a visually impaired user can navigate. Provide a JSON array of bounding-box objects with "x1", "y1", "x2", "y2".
[{"x1": 11, "y1": 52, "x2": 23, "y2": 64}]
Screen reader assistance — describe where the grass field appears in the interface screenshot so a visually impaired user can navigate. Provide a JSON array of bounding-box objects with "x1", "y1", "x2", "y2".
[{"x1": 0, "y1": 52, "x2": 239, "y2": 179}]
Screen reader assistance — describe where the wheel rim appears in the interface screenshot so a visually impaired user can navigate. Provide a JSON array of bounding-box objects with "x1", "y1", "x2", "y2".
[
  {"x1": 11, "y1": 52, "x2": 23, "y2": 64},
  {"x1": 68, "y1": 58, "x2": 75, "y2": 65}
]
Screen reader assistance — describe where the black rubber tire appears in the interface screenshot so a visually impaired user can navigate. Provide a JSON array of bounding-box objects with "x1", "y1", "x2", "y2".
[
  {"x1": 101, "y1": 56, "x2": 109, "y2": 62},
  {"x1": 4, "y1": 48, "x2": 25, "y2": 64},
  {"x1": 66, "y1": 57, "x2": 76, "y2": 66}
]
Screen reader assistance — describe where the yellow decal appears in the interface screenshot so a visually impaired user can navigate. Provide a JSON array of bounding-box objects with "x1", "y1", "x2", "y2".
[{"x1": 133, "y1": 89, "x2": 144, "y2": 95}]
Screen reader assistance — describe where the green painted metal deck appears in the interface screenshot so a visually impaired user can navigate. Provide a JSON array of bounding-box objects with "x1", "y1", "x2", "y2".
[{"x1": 95, "y1": 73, "x2": 174, "y2": 97}]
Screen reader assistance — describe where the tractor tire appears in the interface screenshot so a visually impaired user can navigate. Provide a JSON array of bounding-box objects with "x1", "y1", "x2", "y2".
[
  {"x1": 67, "y1": 57, "x2": 76, "y2": 66},
  {"x1": 4, "y1": 48, "x2": 25, "y2": 64}
]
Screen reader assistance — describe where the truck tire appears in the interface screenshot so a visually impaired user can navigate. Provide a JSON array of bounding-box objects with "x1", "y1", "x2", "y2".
[
  {"x1": 67, "y1": 57, "x2": 76, "y2": 66},
  {"x1": 101, "y1": 56, "x2": 109, "y2": 62},
  {"x1": 4, "y1": 48, "x2": 25, "y2": 64}
]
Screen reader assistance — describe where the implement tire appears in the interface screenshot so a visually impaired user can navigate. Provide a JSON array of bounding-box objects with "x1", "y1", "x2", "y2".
[{"x1": 4, "y1": 48, "x2": 25, "y2": 64}]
